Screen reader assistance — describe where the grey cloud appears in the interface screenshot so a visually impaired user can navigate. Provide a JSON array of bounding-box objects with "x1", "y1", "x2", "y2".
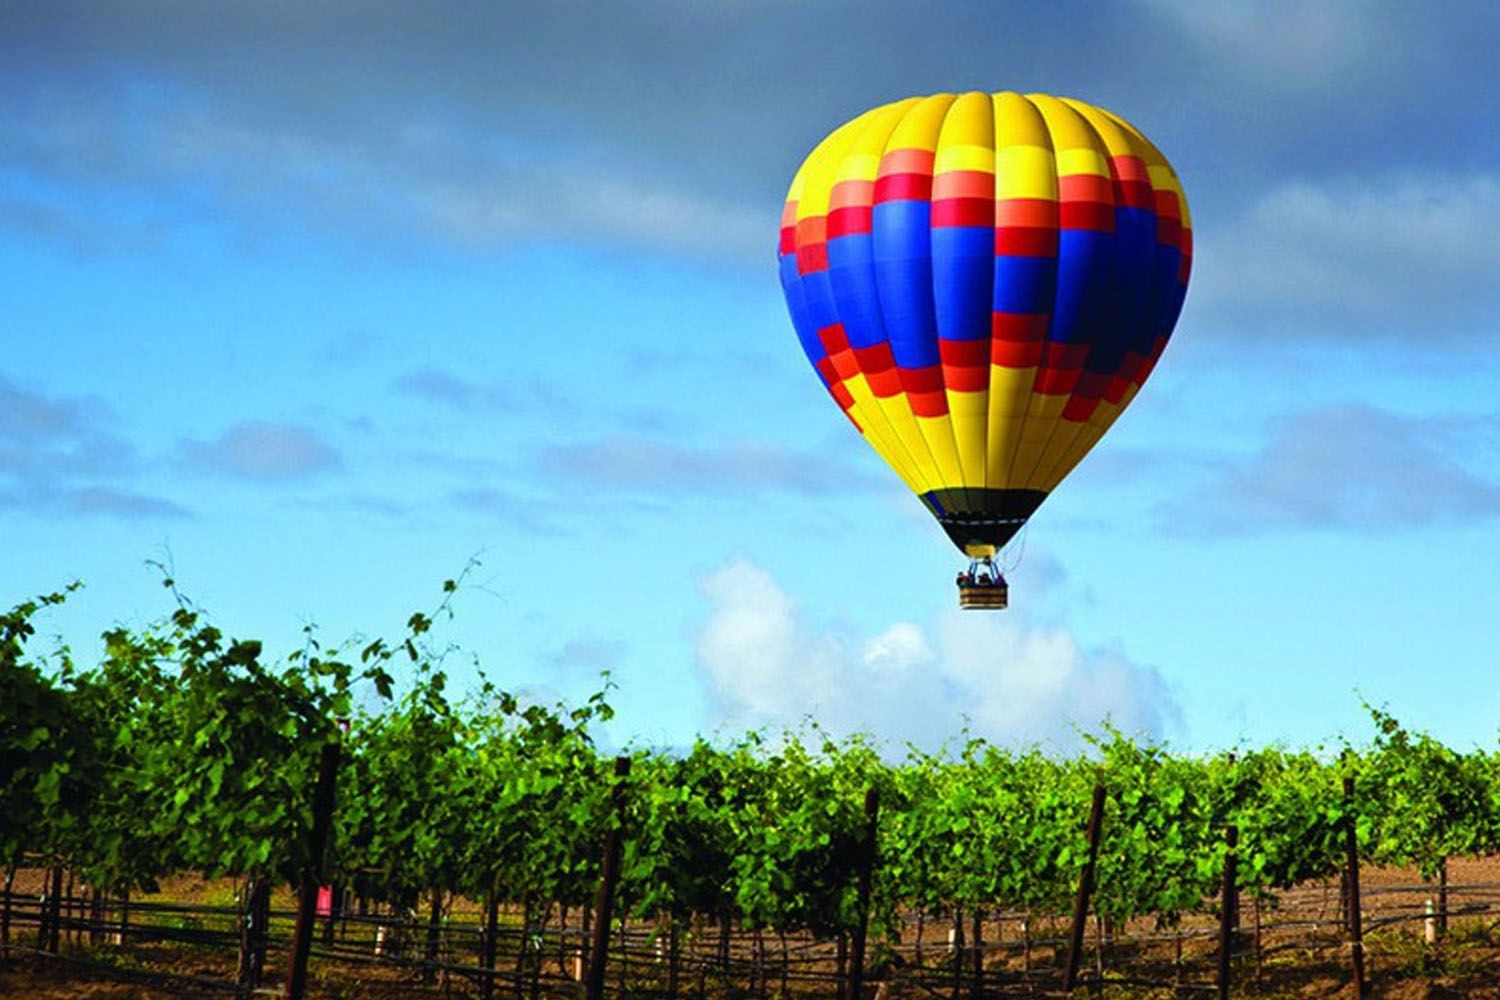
[
  {"x1": 64, "y1": 487, "x2": 189, "y2": 519},
  {"x1": 294, "y1": 493, "x2": 416, "y2": 519},
  {"x1": 0, "y1": 435, "x2": 137, "y2": 480},
  {"x1": 0, "y1": 73, "x2": 765, "y2": 260},
  {"x1": 1191, "y1": 175, "x2": 1500, "y2": 341},
  {"x1": 0, "y1": 376, "x2": 107, "y2": 441},
  {"x1": 0, "y1": 183, "x2": 169, "y2": 256},
  {"x1": 1160, "y1": 404, "x2": 1500, "y2": 536},
  {"x1": 395, "y1": 369, "x2": 513, "y2": 409},
  {"x1": 0, "y1": 376, "x2": 162, "y2": 516},
  {"x1": 0, "y1": 485, "x2": 189, "y2": 520},
  {"x1": 449, "y1": 487, "x2": 563, "y2": 536},
  {"x1": 547, "y1": 638, "x2": 626, "y2": 674},
  {"x1": 393, "y1": 368, "x2": 575, "y2": 415},
  {"x1": 180, "y1": 421, "x2": 342, "y2": 482},
  {"x1": 7, "y1": 2, "x2": 1497, "y2": 267},
  {"x1": 8, "y1": 1, "x2": 1500, "y2": 361},
  {"x1": 1143, "y1": 1, "x2": 1387, "y2": 94},
  {"x1": 317, "y1": 330, "x2": 384, "y2": 366},
  {"x1": 537, "y1": 433, "x2": 881, "y2": 497}
]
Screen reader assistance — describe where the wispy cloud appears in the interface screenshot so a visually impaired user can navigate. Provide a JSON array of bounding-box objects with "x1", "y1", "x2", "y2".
[
  {"x1": 449, "y1": 487, "x2": 564, "y2": 536},
  {"x1": 394, "y1": 369, "x2": 506, "y2": 408},
  {"x1": 0, "y1": 376, "x2": 184, "y2": 518},
  {"x1": 180, "y1": 422, "x2": 342, "y2": 482},
  {"x1": 393, "y1": 368, "x2": 574, "y2": 414},
  {"x1": 692, "y1": 559, "x2": 1177, "y2": 751},
  {"x1": 1, "y1": 82, "x2": 766, "y2": 261},
  {"x1": 10, "y1": 3, "x2": 1482, "y2": 266},
  {"x1": 1159, "y1": 404, "x2": 1500, "y2": 536},
  {"x1": 546, "y1": 637, "x2": 626, "y2": 674},
  {"x1": 1192, "y1": 174, "x2": 1500, "y2": 340},
  {"x1": 293, "y1": 493, "x2": 416, "y2": 520},
  {"x1": 1145, "y1": 0, "x2": 1388, "y2": 93},
  {"x1": 0, "y1": 485, "x2": 189, "y2": 521},
  {"x1": 0, "y1": 376, "x2": 135, "y2": 475},
  {"x1": 537, "y1": 433, "x2": 881, "y2": 497}
]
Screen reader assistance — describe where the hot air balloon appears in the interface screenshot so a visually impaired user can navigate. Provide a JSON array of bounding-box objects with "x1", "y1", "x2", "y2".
[{"x1": 778, "y1": 92, "x2": 1191, "y2": 609}]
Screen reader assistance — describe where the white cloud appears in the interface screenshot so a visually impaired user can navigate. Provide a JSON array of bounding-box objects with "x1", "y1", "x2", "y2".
[{"x1": 692, "y1": 559, "x2": 1177, "y2": 751}]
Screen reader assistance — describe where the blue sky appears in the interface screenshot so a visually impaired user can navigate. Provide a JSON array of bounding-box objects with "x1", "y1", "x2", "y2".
[{"x1": 5, "y1": 1, "x2": 1500, "y2": 755}]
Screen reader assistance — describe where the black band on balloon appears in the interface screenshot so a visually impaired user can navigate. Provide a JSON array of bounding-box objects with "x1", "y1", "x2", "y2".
[{"x1": 919, "y1": 488, "x2": 1048, "y2": 553}]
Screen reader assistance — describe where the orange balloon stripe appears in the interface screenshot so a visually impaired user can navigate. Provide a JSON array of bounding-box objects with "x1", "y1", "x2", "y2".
[
  {"x1": 877, "y1": 147, "x2": 935, "y2": 176},
  {"x1": 779, "y1": 200, "x2": 798, "y2": 255},
  {"x1": 931, "y1": 170, "x2": 994, "y2": 200}
]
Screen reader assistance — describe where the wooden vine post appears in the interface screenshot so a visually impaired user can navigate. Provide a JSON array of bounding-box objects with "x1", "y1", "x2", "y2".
[
  {"x1": 481, "y1": 882, "x2": 501, "y2": 1000},
  {"x1": 1063, "y1": 779, "x2": 1107, "y2": 993},
  {"x1": 585, "y1": 756, "x2": 632, "y2": 1000},
  {"x1": 0, "y1": 864, "x2": 13, "y2": 961},
  {"x1": 1217, "y1": 825, "x2": 1237, "y2": 1000},
  {"x1": 45, "y1": 865, "x2": 63, "y2": 954},
  {"x1": 284, "y1": 738, "x2": 342, "y2": 1000},
  {"x1": 1437, "y1": 857, "x2": 1449, "y2": 938},
  {"x1": 1343, "y1": 774, "x2": 1367, "y2": 998},
  {"x1": 845, "y1": 787, "x2": 880, "y2": 1000}
]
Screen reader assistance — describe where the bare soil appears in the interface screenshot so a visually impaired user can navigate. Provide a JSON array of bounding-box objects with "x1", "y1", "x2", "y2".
[{"x1": 5, "y1": 858, "x2": 1500, "y2": 998}]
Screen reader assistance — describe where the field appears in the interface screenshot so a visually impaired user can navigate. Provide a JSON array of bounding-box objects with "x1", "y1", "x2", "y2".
[{"x1": 9, "y1": 590, "x2": 1500, "y2": 998}]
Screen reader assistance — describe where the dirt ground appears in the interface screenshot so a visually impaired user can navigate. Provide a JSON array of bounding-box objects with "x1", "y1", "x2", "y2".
[{"x1": 4, "y1": 858, "x2": 1500, "y2": 998}]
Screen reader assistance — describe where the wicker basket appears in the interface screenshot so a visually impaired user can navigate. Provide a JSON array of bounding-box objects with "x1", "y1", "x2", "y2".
[{"x1": 958, "y1": 584, "x2": 1008, "y2": 610}]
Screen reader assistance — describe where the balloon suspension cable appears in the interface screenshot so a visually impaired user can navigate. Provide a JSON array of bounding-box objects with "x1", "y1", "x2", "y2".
[{"x1": 1002, "y1": 525, "x2": 1028, "y2": 575}]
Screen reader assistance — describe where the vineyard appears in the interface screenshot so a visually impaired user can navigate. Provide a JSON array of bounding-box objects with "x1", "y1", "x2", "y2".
[{"x1": 6, "y1": 580, "x2": 1500, "y2": 999}]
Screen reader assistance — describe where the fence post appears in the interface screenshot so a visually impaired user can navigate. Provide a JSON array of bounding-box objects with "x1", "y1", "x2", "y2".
[
  {"x1": 585, "y1": 756, "x2": 632, "y2": 1000},
  {"x1": 845, "y1": 787, "x2": 880, "y2": 1000},
  {"x1": 1, "y1": 864, "x2": 12, "y2": 961},
  {"x1": 1063, "y1": 779, "x2": 1107, "y2": 993},
  {"x1": 1437, "y1": 857, "x2": 1448, "y2": 938},
  {"x1": 1343, "y1": 775, "x2": 1366, "y2": 998},
  {"x1": 1226, "y1": 754, "x2": 1240, "y2": 934},
  {"x1": 45, "y1": 865, "x2": 63, "y2": 955},
  {"x1": 1217, "y1": 825, "x2": 1237, "y2": 1000},
  {"x1": 481, "y1": 883, "x2": 500, "y2": 1000},
  {"x1": 89, "y1": 885, "x2": 103, "y2": 947},
  {"x1": 284, "y1": 738, "x2": 342, "y2": 1000},
  {"x1": 970, "y1": 910, "x2": 983, "y2": 1000},
  {"x1": 322, "y1": 884, "x2": 341, "y2": 946},
  {"x1": 422, "y1": 889, "x2": 443, "y2": 983}
]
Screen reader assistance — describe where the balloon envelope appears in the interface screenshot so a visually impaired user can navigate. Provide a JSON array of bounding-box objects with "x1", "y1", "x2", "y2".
[{"x1": 779, "y1": 92, "x2": 1191, "y2": 555}]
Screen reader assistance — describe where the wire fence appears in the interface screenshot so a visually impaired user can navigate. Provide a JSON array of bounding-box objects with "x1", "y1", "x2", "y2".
[{"x1": 5, "y1": 866, "x2": 1500, "y2": 998}]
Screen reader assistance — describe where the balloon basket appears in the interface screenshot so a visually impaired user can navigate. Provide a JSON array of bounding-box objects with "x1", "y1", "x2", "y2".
[
  {"x1": 958, "y1": 583, "x2": 1008, "y2": 610},
  {"x1": 957, "y1": 555, "x2": 1008, "y2": 610}
]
